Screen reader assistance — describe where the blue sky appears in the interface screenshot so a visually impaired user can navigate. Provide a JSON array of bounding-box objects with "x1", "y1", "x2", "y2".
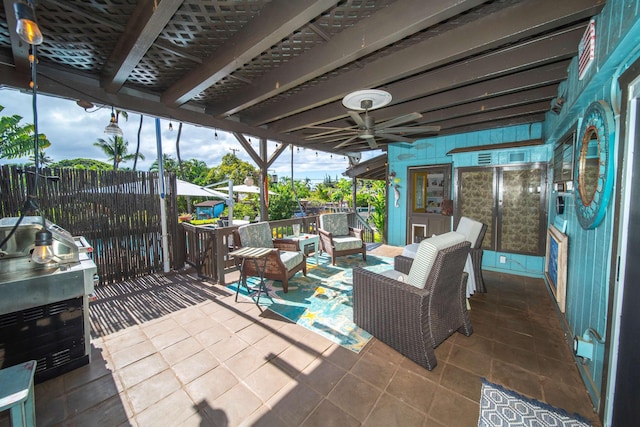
[{"x1": 1, "y1": 87, "x2": 379, "y2": 183}]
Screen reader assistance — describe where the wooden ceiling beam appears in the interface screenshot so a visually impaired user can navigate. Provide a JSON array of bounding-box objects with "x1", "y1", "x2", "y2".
[
  {"x1": 102, "y1": 0, "x2": 182, "y2": 93},
  {"x1": 207, "y1": 0, "x2": 486, "y2": 117},
  {"x1": 293, "y1": 87, "x2": 556, "y2": 149},
  {"x1": 437, "y1": 114, "x2": 547, "y2": 137},
  {"x1": 436, "y1": 101, "x2": 551, "y2": 130},
  {"x1": 245, "y1": 0, "x2": 604, "y2": 126},
  {"x1": 0, "y1": 62, "x2": 307, "y2": 147},
  {"x1": 161, "y1": 0, "x2": 339, "y2": 107},
  {"x1": 273, "y1": 23, "x2": 583, "y2": 133},
  {"x1": 293, "y1": 60, "x2": 570, "y2": 133},
  {"x1": 3, "y1": 0, "x2": 30, "y2": 77}
]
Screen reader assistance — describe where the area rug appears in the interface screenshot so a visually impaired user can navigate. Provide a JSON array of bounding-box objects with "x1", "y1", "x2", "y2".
[
  {"x1": 478, "y1": 378, "x2": 591, "y2": 426},
  {"x1": 228, "y1": 253, "x2": 394, "y2": 353}
]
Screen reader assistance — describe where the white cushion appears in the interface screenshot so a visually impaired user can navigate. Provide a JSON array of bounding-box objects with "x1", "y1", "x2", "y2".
[
  {"x1": 406, "y1": 231, "x2": 466, "y2": 289},
  {"x1": 332, "y1": 235, "x2": 363, "y2": 252},
  {"x1": 401, "y1": 243, "x2": 420, "y2": 258},
  {"x1": 456, "y1": 217, "x2": 484, "y2": 248},
  {"x1": 319, "y1": 213, "x2": 350, "y2": 236},
  {"x1": 280, "y1": 250, "x2": 304, "y2": 271}
]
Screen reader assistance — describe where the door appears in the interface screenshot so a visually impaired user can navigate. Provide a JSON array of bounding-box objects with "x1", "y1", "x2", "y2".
[
  {"x1": 408, "y1": 165, "x2": 452, "y2": 243},
  {"x1": 456, "y1": 164, "x2": 548, "y2": 255}
]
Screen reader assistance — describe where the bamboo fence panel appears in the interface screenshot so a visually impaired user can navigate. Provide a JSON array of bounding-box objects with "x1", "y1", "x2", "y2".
[{"x1": 0, "y1": 165, "x2": 180, "y2": 284}]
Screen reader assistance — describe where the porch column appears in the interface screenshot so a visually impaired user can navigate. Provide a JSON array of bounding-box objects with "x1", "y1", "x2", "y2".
[{"x1": 259, "y1": 138, "x2": 268, "y2": 221}]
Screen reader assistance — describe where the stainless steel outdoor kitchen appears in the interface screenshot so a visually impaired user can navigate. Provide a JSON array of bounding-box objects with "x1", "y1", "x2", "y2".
[{"x1": 0, "y1": 216, "x2": 97, "y2": 383}]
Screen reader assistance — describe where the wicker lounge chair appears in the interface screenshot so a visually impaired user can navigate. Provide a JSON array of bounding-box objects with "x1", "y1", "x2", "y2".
[
  {"x1": 234, "y1": 222, "x2": 306, "y2": 293},
  {"x1": 353, "y1": 234, "x2": 472, "y2": 370},
  {"x1": 318, "y1": 213, "x2": 366, "y2": 265}
]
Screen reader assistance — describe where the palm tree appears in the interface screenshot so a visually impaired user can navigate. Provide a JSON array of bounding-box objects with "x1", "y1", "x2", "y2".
[
  {"x1": 148, "y1": 154, "x2": 178, "y2": 173},
  {"x1": 93, "y1": 136, "x2": 144, "y2": 171},
  {"x1": 0, "y1": 105, "x2": 51, "y2": 159},
  {"x1": 175, "y1": 122, "x2": 185, "y2": 179},
  {"x1": 28, "y1": 150, "x2": 53, "y2": 166},
  {"x1": 133, "y1": 114, "x2": 143, "y2": 171}
]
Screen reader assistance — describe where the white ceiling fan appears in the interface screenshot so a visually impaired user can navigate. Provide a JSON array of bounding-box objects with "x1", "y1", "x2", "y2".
[{"x1": 306, "y1": 89, "x2": 440, "y2": 149}]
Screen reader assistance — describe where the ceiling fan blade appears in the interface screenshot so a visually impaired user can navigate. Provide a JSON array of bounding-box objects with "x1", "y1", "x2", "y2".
[
  {"x1": 334, "y1": 135, "x2": 360, "y2": 149},
  {"x1": 376, "y1": 133, "x2": 416, "y2": 144},
  {"x1": 304, "y1": 129, "x2": 358, "y2": 140},
  {"x1": 377, "y1": 125, "x2": 441, "y2": 134},
  {"x1": 361, "y1": 134, "x2": 378, "y2": 149},
  {"x1": 375, "y1": 112, "x2": 422, "y2": 129},
  {"x1": 348, "y1": 111, "x2": 366, "y2": 128}
]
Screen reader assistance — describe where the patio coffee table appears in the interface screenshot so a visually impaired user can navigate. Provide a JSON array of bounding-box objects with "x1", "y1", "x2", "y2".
[
  {"x1": 229, "y1": 247, "x2": 274, "y2": 305},
  {"x1": 283, "y1": 233, "x2": 320, "y2": 264}
]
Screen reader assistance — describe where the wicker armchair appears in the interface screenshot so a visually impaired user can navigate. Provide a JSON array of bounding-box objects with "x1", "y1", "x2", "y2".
[
  {"x1": 353, "y1": 238, "x2": 472, "y2": 371},
  {"x1": 318, "y1": 213, "x2": 366, "y2": 265},
  {"x1": 234, "y1": 222, "x2": 306, "y2": 293},
  {"x1": 455, "y1": 216, "x2": 488, "y2": 293}
]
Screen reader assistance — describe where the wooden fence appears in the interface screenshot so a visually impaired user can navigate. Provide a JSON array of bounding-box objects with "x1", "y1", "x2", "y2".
[
  {"x1": 183, "y1": 213, "x2": 373, "y2": 285},
  {"x1": 0, "y1": 165, "x2": 181, "y2": 284}
]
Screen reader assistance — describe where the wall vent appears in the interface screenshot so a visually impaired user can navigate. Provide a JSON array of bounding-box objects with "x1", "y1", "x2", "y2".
[
  {"x1": 477, "y1": 153, "x2": 492, "y2": 165},
  {"x1": 578, "y1": 19, "x2": 596, "y2": 80}
]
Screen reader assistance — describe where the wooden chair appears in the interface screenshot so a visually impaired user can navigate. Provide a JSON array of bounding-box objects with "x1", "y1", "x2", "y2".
[
  {"x1": 318, "y1": 213, "x2": 366, "y2": 265},
  {"x1": 353, "y1": 233, "x2": 472, "y2": 371},
  {"x1": 234, "y1": 222, "x2": 306, "y2": 293}
]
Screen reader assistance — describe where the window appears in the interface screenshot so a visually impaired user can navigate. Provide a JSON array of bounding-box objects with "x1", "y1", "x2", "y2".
[{"x1": 553, "y1": 129, "x2": 576, "y2": 183}]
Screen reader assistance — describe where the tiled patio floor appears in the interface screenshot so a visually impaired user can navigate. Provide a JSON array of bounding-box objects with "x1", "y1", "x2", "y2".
[{"x1": 1, "y1": 245, "x2": 601, "y2": 426}]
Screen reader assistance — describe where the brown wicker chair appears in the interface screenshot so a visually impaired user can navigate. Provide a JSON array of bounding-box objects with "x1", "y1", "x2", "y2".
[
  {"x1": 234, "y1": 222, "x2": 306, "y2": 293},
  {"x1": 318, "y1": 213, "x2": 366, "y2": 265},
  {"x1": 353, "y1": 240, "x2": 472, "y2": 371}
]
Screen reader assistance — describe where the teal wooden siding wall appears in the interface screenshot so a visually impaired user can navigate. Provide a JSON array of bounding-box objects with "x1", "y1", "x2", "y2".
[
  {"x1": 387, "y1": 123, "x2": 546, "y2": 278},
  {"x1": 543, "y1": 0, "x2": 640, "y2": 410},
  {"x1": 387, "y1": 0, "x2": 640, "y2": 411}
]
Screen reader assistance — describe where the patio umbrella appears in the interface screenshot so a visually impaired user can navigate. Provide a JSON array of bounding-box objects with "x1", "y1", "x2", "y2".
[
  {"x1": 176, "y1": 179, "x2": 229, "y2": 199},
  {"x1": 214, "y1": 184, "x2": 277, "y2": 195}
]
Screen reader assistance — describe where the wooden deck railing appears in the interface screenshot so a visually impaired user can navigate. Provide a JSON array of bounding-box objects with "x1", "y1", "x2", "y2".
[{"x1": 181, "y1": 212, "x2": 373, "y2": 285}]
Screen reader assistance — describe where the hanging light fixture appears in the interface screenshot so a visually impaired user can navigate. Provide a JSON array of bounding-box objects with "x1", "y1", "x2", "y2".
[
  {"x1": 13, "y1": 1, "x2": 53, "y2": 263},
  {"x1": 31, "y1": 229, "x2": 54, "y2": 264},
  {"x1": 104, "y1": 106, "x2": 123, "y2": 137},
  {"x1": 14, "y1": 0, "x2": 43, "y2": 45},
  {"x1": 214, "y1": 129, "x2": 219, "y2": 140},
  {"x1": 168, "y1": 121, "x2": 173, "y2": 131}
]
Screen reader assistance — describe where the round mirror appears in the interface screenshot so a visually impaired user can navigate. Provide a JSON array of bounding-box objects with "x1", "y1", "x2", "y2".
[
  {"x1": 577, "y1": 126, "x2": 600, "y2": 206},
  {"x1": 573, "y1": 100, "x2": 615, "y2": 230}
]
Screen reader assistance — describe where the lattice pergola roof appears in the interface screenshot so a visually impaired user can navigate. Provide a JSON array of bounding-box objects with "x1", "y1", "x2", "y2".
[{"x1": 0, "y1": 0, "x2": 604, "y2": 159}]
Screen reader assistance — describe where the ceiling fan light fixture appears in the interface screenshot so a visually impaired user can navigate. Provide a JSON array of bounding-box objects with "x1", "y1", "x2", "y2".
[{"x1": 342, "y1": 89, "x2": 392, "y2": 111}]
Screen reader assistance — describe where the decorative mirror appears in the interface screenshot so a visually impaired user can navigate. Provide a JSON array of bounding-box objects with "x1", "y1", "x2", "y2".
[{"x1": 573, "y1": 100, "x2": 615, "y2": 229}]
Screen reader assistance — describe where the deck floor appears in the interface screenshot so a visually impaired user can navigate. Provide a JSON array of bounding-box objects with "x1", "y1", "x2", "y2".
[{"x1": 1, "y1": 245, "x2": 601, "y2": 426}]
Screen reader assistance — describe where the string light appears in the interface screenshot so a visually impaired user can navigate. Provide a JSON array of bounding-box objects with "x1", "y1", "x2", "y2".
[
  {"x1": 168, "y1": 121, "x2": 173, "y2": 131},
  {"x1": 214, "y1": 129, "x2": 218, "y2": 140},
  {"x1": 315, "y1": 151, "x2": 318, "y2": 157}
]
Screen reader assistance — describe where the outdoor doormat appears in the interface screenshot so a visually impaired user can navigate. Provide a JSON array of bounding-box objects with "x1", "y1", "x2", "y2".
[
  {"x1": 478, "y1": 378, "x2": 591, "y2": 426},
  {"x1": 228, "y1": 253, "x2": 393, "y2": 353}
]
